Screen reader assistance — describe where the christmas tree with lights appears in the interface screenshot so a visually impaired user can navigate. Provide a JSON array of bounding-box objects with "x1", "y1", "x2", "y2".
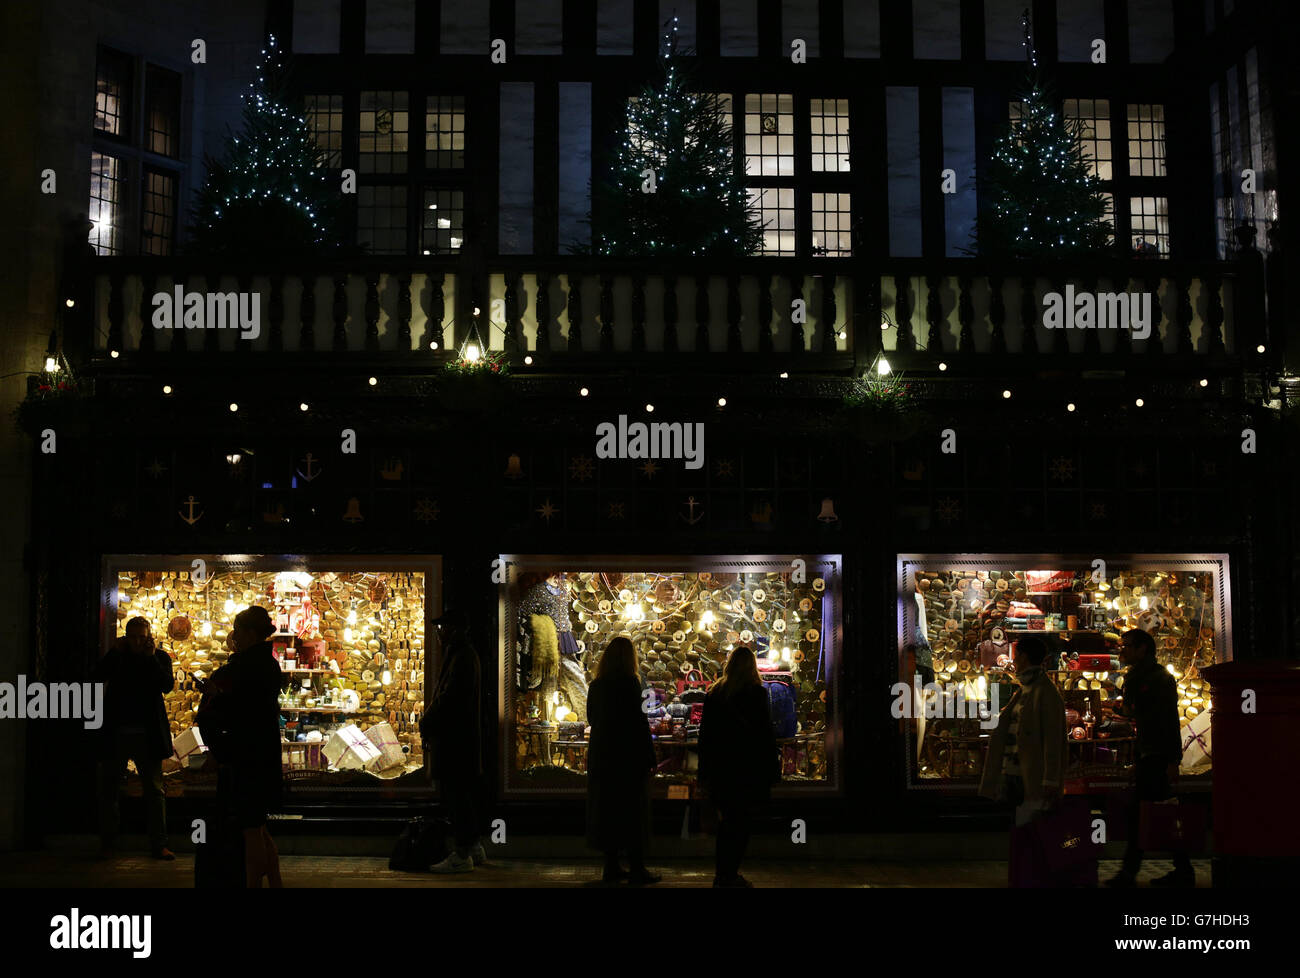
[
  {"x1": 973, "y1": 16, "x2": 1111, "y2": 259},
  {"x1": 189, "y1": 35, "x2": 341, "y2": 257},
  {"x1": 588, "y1": 19, "x2": 762, "y2": 257}
]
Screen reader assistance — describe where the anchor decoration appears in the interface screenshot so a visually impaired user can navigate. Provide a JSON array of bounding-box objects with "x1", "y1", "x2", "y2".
[
  {"x1": 297, "y1": 453, "x2": 322, "y2": 482},
  {"x1": 178, "y1": 495, "x2": 203, "y2": 525},
  {"x1": 680, "y1": 495, "x2": 704, "y2": 525}
]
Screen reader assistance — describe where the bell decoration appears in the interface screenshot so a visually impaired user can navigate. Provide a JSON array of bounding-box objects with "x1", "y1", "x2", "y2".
[
  {"x1": 504, "y1": 454, "x2": 524, "y2": 479},
  {"x1": 342, "y1": 497, "x2": 365, "y2": 522},
  {"x1": 816, "y1": 498, "x2": 839, "y2": 523}
]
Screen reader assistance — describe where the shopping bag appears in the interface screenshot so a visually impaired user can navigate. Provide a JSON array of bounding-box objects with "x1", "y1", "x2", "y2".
[{"x1": 388, "y1": 816, "x2": 451, "y2": 872}]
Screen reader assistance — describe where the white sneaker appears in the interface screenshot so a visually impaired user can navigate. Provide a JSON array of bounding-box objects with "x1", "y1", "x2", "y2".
[
  {"x1": 430, "y1": 852, "x2": 474, "y2": 874},
  {"x1": 470, "y1": 843, "x2": 488, "y2": 867}
]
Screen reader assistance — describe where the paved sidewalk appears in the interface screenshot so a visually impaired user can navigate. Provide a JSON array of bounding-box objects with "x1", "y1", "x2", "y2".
[{"x1": 0, "y1": 850, "x2": 1211, "y2": 887}]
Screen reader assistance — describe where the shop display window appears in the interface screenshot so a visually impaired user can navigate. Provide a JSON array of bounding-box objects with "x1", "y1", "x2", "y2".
[
  {"x1": 896, "y1": 555, "x2": 1231, "y2": 790},
  {"x1": 499, "y1": 556, "x2": 842, "y2": 796},
  {"x1": 103, "y1": 556, "x2": 437, "y2": 792}
]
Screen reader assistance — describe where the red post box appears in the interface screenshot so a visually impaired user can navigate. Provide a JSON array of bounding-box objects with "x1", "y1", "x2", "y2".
[{"x1": 1201, "y1": 661, "x2": 1300, "y2": 885}]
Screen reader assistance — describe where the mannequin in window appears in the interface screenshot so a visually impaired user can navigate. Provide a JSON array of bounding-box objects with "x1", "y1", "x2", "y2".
[{"x1": 519, "y1": 572, "x2": 588, "y2": 722}]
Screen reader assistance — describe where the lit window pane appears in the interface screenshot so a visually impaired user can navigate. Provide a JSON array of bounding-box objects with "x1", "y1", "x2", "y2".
[
  {"x1": 747, "y1": 186, "x2": 795, "y2": 256},
  {"x1": 1063, "y1": 98, "x2": 1112, "y2": 182},
  {"x1": 811, "y1": 192, "x2": 852, "y2": 256},
  {"x1": 744, "y1": 93, "x2": 794, "y2": 177},
  {"x1": 1128, "y1": 104, "x2": 1166, "y2": 177},
  {"x1": 88, "y1": 152, "x2": 121, "y2": 255},
  {"x1": 811, "y1": 98, "x2": 850, "y2": 172},
  {"x1": 1130, "y1": 196, "x2": 1169, "y2": 256}
]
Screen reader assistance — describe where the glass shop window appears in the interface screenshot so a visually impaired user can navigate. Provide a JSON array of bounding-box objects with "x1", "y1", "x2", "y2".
[
  {"x1": 109, "y1": 565, "x2": 429, "y2": 789},
  {"x1": 503, "y1": 562, "x2": 840, "y2": 795},
  {"x1": 897, "y1": 558, "x2": 1229, "y2": 787}
]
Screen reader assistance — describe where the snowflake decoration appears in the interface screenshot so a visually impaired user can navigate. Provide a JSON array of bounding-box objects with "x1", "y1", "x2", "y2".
[
  {"x1": 714, "y1": 458, "x2": 734, "y2": 478},
  {"x1": 145, "y1": 458, "x2": 168, "y2": 479},
  {"x1": 568, "y1": 455, "x2": 595, "y2": 482},
  {"x1": 414, "y1": 498, "x2": 440, "y2": 522},
  {"x1": 935, "y1": 497, "x2": 961, "y2": 524},
  {"x1": 536, "y1": 498, "x2": 560, "y2": 524},
  {"x1": 606, "y1": 501, "x2": 626, "y2": 520},
  {"x1": 640, "y1": 461, "x2": 660, "y2": 479},
  {"x1": 1049, "y1": 456, "x2": 1076, "y2": 482},
  {"x1": 1089, "y1": 502, "x2": 1107, "y2": 521},
  {"x1": 111, "y1": 501, "x2": 129, "y2": 520}
]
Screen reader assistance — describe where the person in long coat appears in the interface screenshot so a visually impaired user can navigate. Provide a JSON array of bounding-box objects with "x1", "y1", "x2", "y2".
[
  {"x1": 94, "y1": 616, "x2": 175, "y2": 859},
  {"x1": 199, "y1": 605, "x2": 287, "y2": 887},
  {"x1": 978, "y1": 635, "x2": 1066, "y2": 887},
  {"x1": 585, "y1": 636, "x2": 659, "y2": 885},
  {"x1": 420, "y1": 608, "x2": 485, "y2": 873},
  {"x1": 698, "y1": 645, "x2": 780, "y2": 888}
]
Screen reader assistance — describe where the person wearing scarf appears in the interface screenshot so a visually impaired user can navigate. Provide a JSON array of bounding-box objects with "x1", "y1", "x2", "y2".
[{"x1": 979, "y1": 635, "x2": 1066, "y2": 885}]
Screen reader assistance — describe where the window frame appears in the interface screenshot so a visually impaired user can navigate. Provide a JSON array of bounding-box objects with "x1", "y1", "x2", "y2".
[{"x1": 89, "y1": 45, "x2": 187, "y2": 256}]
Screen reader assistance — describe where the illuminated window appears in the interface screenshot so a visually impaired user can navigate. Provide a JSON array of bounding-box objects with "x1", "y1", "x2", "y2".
[
  {"x1": 421, "y1": 189, "x2": 465, "y2": 254},
  {"x1": 811, "y1": 192, "x2": 851, "y2": 256},
  {"x1": 141, "y1": 169, "x2": 177, "y2": 256},
  {"x1": 359, "y1": 91, "x2": 409, "y2": 174},
  {"x1": 748, "y1": 186, "x2": 795, "y2": 255},
  {"x1": 810, "y1": 98, "x2": 850, "y2": 172},
  {"x1": 89, "y1": 152, "x2": 122, "y2": 256},
  {"x1": 94, "y1": 48, "x2": 132, "y2": 138},
  {"x1": 1063, "y1": 98, "x2": 1111, "y2": 181},
  {"x1": 357, "y1": 185, "x2": 407, "y2": 254},
  {"x1": 1128, "y1": 104, "x2": 1166, "y2": 177},
  {"x1": 744, "y1": 93, "x2": 794, "y2": 176},
  {"x1": 305, "y1": 94, "x2": 344, "y2": 168},
  {"x1": 425, "y1": 95, "x2": 466, "y2": 169},
  {"x1": 1130, "y1": 196, "x2": 1169, "y2": 256}
]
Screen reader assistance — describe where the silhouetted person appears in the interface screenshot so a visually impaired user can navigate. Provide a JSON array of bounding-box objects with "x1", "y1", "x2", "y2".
[
  {"x1": 1106, "y1": 627, "x2": 1193, "y2": 888},
  {"x1": 585, "y1": 636, "x2": 659, "y2": 885},
  {"x1": 698, "y1": 645, "x2": 779, "y2": 888},
  {"x1": 978, "y1": 635, "x2": 1066, "y2": 887},
  {"x1": 420, "y1": 609, "x2": 486, "y2": 873},
  {"x1": 94, "y1": 616, "x2": 175, "y2": 860},
  {"x1": 199, "y1": 605, "x2": 285, "y2": 887}
]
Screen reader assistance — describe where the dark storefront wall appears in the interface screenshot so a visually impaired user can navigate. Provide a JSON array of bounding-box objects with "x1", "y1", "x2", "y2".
[{"x1": 24, "y1": 395, "x2": 1279, "y2": 838}]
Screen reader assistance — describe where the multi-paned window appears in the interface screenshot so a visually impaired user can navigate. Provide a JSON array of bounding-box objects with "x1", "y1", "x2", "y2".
[
  {"x1": 1130, "y1": 196, "x2": 1170, "y2": 256},
  {"x1": 425, "y1": 95, "x2": 466, "y2": 169},
  {"x1": 89, "y1": 152, "x2": 122, "y2": 255},
  {"x1": 305, "y1": 95, "x2": 344, "y2": 168},
  {"x1": 1006, "y1": 97, "x2": 1168, "y2": 256},
  {"x1": 140, "y1": 169, "x2": 178, "y2": 256},
  {"x1": 89, "y1": 46, "x2": 184, "y2": 256},
  {"x1": 811, "y1": 192, "x2": 852, "y2": 257},
  {"x1": 740, "y1": 93, "x2": 852, "y2": 256},
  {"x1": 1128, "y1": 104, "x2": 1167, "y2": 177},
  {"x1": 359, "y1": 91, "x2": 409, "y2": 174},
  {"x1": 810, "y1": 98, "x2": 850, "y2": 173},
  {"x1": 744, "y1": 94, "x2": 795, "y2": 177},
  {"x1": 421, "y1": 189, "x2": 465, "y2": 255},
  {"x1": 357, "y1": 185, "x2": 408, "y2": 254}
]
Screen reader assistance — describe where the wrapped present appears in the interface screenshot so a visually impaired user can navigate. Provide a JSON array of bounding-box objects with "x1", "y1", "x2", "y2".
[
  {"x1": 324, "y1": 723, "x2": 383, "y2": 771},
  {"x1": 172, "y1": 727, "x2": 207, "y2": 766},
  {"x1": 1180, "y1": 709, "x2": 1212, "y2": 773},
  {"x1": 363, "y1": 721, "x2": 406, "y2": 772}
]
